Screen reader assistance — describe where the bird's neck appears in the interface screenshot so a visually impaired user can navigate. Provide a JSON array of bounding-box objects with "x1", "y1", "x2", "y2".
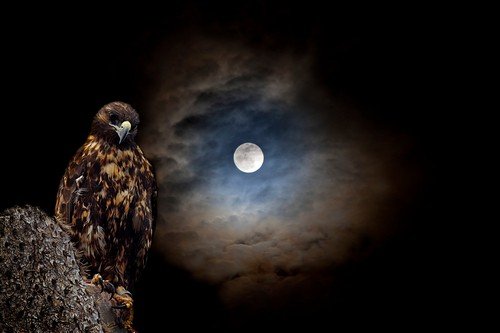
[{"x1": 86, "y1": 135, "x2": 137, "y2": 151}]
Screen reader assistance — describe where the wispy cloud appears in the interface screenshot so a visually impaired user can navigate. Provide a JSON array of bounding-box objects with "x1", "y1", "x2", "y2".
[{"x1": 140, "y1": 37, "x2": 417, "y2": 308}]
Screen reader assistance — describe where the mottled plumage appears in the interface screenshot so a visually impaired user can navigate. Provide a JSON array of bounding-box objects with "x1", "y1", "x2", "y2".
[{"x1": 55, "y1": 102, "x2": 156, "y2": 290}]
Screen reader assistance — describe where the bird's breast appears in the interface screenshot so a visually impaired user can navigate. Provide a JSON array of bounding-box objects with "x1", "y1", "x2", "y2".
[{"x1": 95, "y1": 148, "x2": 139, "y2": 218}]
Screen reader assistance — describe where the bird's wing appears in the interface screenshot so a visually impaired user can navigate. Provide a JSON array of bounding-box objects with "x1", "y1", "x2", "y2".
[
  {"x1": 131, "y1": 151, "x2": 158, "y2": 282},
  {"x1": 55, "y1": 145, "x2": 91, "y2": 233}
]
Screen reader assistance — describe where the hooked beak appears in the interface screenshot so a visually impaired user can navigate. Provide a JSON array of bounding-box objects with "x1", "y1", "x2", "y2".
[{"x1": 110, "y1": 121, "x2": 131, "y2": 144}]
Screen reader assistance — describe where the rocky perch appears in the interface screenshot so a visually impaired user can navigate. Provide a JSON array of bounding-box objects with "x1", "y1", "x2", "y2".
[{"x1": 0, "y1": 206, "x2": 126, "y2": 333}]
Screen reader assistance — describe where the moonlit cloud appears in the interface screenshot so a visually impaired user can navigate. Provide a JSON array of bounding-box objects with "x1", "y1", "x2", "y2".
[{"x1": 139, "y1": 36, "x2": 418, "y2": 308}]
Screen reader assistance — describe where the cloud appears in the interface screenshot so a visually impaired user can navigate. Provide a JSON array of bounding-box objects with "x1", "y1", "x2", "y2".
[{"x1": 139, "y1": 36, "x2": 417, "y2": 309}]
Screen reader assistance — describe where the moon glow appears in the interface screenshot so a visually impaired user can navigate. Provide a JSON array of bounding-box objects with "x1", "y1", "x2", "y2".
[{"x1": 234, "y1": 143, "x2": 264, "y2": 173}]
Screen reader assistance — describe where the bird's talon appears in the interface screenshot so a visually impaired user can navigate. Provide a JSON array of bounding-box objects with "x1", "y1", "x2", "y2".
[
  {"x1": 112, "y1": 286, "x2": 134, "y2": 309},
  {"x1": 102, "y1": 280, "x2": 116, "y2": 295},
  {"x1": 91, "y1": 273, "x2": 103, "y2": 286},
  {"x1": 91, "y1": 273, "x2": 116, "y2": 296},
  {"x1": 112, "y1": 286, "x2": 135, "y2": 331}
]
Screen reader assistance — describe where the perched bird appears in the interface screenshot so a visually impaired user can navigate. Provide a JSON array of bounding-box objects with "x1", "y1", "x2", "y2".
[{"x1": 55, "y1": 102, "x2": 156, "y2": 315}]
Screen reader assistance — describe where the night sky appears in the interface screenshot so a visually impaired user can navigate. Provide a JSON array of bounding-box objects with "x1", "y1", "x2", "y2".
[{"x1": 0, "y1": 3, "x2": 452, "y2": 332}]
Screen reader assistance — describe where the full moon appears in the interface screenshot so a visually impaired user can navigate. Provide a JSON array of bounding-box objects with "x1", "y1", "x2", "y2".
[{"x1": 234, "y1": 143, "x2": 264, "y2": 173}]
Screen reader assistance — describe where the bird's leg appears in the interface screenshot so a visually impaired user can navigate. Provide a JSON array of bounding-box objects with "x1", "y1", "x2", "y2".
[
  {"x1": 112, "y1": 286, "x2": 135, "y2": 332},
  {"x1": 89, "y1": 276, "x2": 135, "y2": 331},
  {"x1": 90, "y1": 273, "x2": 116, "y2": 299}
]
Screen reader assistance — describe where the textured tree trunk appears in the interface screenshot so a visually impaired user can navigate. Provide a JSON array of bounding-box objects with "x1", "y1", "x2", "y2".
[{"x1": 0, "y1": 206, "x2": 126, "y2": 333}]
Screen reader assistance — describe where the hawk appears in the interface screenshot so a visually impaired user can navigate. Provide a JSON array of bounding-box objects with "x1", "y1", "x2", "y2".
[{"x1": 55, "y1": 102, "x2": 156, "y2": 322}]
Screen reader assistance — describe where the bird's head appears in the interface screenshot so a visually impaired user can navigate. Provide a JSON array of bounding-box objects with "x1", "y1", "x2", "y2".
[{"x1": 91, "y1": 102, "x2": 140, "y2": 146}]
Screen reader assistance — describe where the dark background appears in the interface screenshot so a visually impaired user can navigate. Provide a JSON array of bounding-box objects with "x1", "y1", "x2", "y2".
[{"x1": 0, "y1": 3, "x2": 453, "y2": 331}]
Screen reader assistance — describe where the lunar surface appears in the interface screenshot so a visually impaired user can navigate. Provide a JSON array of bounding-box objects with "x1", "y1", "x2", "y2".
[{"x1": 233, "y1": 143, "x2": 264, "y2": 173}]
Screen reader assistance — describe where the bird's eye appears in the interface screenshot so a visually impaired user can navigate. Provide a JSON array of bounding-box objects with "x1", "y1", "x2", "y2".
[{"x1": 109, "y1": 114, "x2": 119, "y2": 125}]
